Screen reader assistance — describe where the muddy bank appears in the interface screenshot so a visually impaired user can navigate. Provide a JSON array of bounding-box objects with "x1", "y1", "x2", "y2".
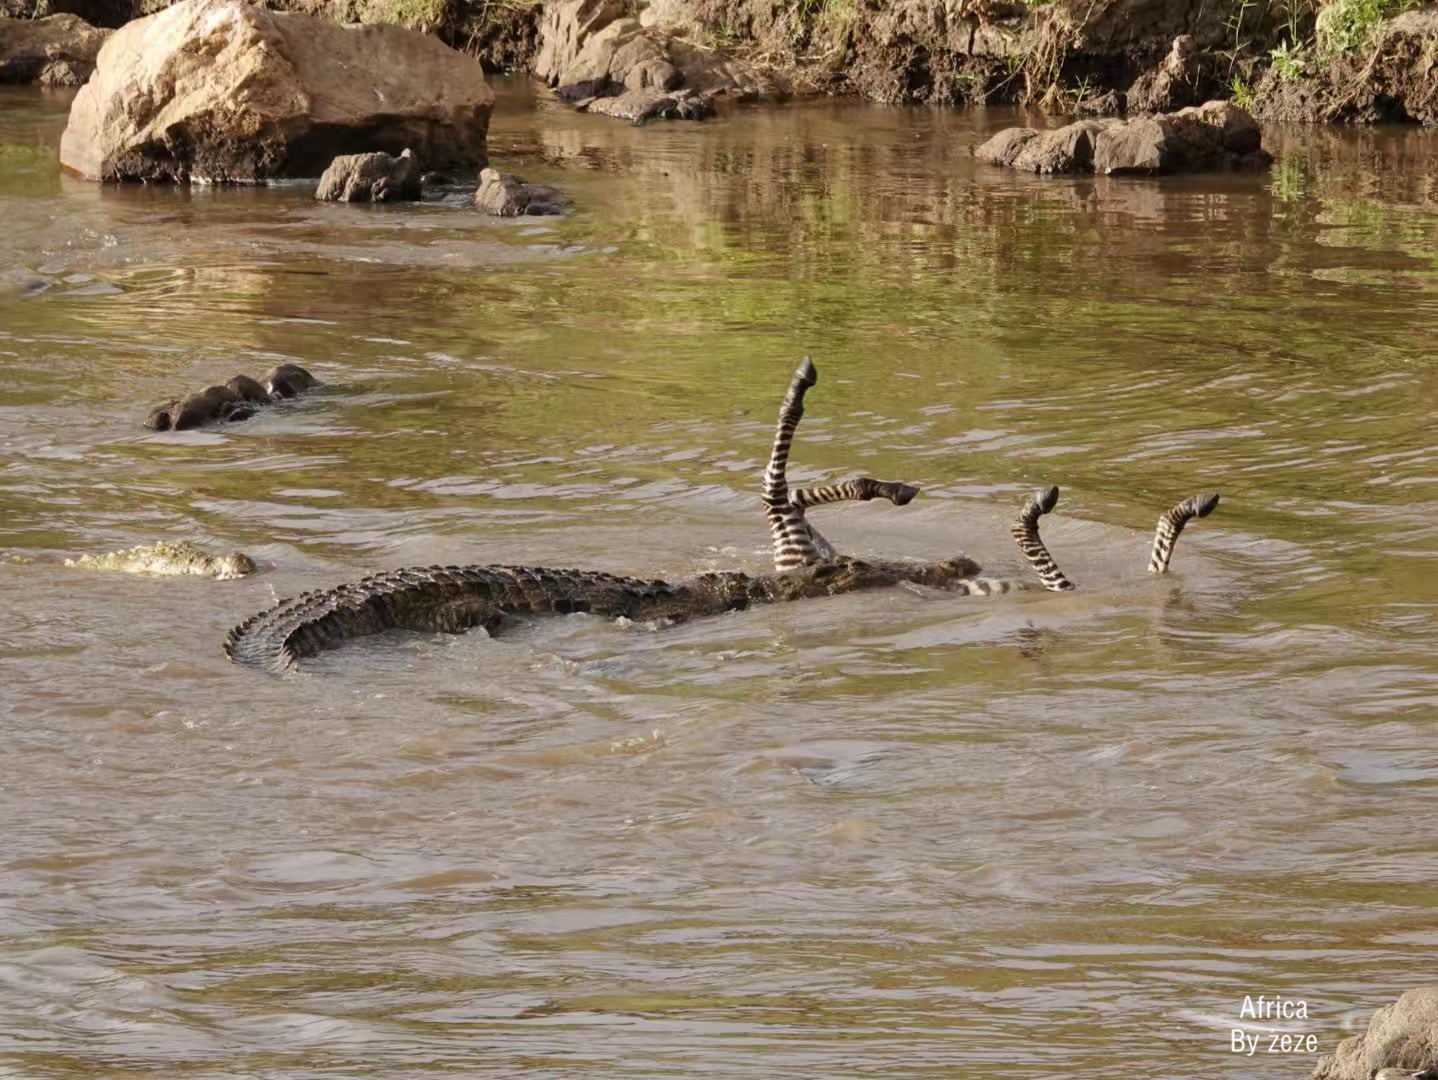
[
  {"x1": 665, "y1": 0, "x2": 1438, "y2": 124},
  {"x1": 8, "y1": 0, "x2": 1437, "y2": 124},
  {"x1": 1253, "y1": 9, "x2": 1438, "y2": 125}
]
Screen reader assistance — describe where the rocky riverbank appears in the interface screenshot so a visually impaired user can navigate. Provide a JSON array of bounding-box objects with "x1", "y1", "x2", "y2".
[{"x1": 5, "y1": 0, "x2": 1436, "y2": 126}]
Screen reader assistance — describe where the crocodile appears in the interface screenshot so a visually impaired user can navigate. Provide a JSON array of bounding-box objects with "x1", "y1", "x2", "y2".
[
  {"x1": 67, "y1": 540, "x2": 257, "y2": 579},
  {"x1": 224, "y1": 359, "x2": 1220, "y2": 674},
  {"x1": 146, "y1": 364, "x2": 319, "y2": 430}
]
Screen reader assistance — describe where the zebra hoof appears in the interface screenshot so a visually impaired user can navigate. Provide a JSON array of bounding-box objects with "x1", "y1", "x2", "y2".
[
  {"x1": 1193, "y1": 492, "x2": 1221, "y2": 517},
  {"x1": 889, "y1": 483, "x2": 920, "y2": 506},
  {"x1": 794, "y1": 356, "x2": 817, "y2": 387},
  {"x1": 1035, "y1": 485, "x2": 1060, "y2": 515}
]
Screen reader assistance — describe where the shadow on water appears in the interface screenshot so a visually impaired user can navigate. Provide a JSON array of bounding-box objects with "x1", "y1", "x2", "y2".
[{"x1": 1, "y1": 80, "x2": 1437, "y2": 1079}]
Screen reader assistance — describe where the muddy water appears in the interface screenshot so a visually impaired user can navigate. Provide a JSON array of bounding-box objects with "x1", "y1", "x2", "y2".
[{"x1": 2, "y1": 80, "x2": 1437, "y2": 1078}]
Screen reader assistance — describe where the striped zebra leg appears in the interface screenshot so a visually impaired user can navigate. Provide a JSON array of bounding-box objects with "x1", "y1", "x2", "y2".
[
  {"x1": 765, "y1": 358, "x2": 823, "y2": 570},
  {"x1": 791, "y1": 478, "x2": 921, "y2": 565},
  {"x1": 1010, "y1": 486, "x2": 1075, "y2": 592},
  {"x1": 791, "y1": 478, "x2": 922, "y2": 510},
  {"x1": 1147, "y1": 493, "x2": 1220, "y2": 574}
]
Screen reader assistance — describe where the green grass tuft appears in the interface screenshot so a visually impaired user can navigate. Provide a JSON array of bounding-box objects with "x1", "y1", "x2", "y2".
[
  {"x1": 1229, "y1": 74, "x2": 1256, "y2": 109},
  {"x1": 1269, "y1": 39, "x2": 1307, "y2": 80},
  {"x1": 1315, "y1": 0, "x2": 1420, "y2": 56}
]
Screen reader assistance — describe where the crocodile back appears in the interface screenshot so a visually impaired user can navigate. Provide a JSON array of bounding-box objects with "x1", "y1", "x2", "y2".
[{"x1": 224, "y1": 564, "x2": 712, "y2": 675}]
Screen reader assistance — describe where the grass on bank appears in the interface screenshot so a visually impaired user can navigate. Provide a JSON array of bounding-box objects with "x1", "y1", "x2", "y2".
[{"x1": 1315, "y1": 0, "x2": 1422, "y2": 55}]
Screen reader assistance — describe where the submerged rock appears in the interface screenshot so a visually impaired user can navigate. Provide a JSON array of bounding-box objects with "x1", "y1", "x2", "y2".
[
  {"x1": 66, "y1": 540, "x2": 257, "y2": 579},
  {"x1": 1313, "y1": 987, "x2": 1438, "y2": 1079},
  {"x1": 59, "y1": 0, "x2": 493, "y2": 184},
  {"x1": 473, "y1": 168, "x2": 566, "y2": 216},
  {"x1": 0, "y1": 13, "x2": 109, "y2": 86},
  {"x1": 976, "y1": 100, "x2": 1270, "y2": 176},
  {"x1": 316, "y1": 149, "x2": 422, "y2": 203}
]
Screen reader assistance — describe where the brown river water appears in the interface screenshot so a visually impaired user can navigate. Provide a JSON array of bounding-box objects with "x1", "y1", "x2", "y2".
[{"x1": 2, "y1": 79, "x2": 1437, "y2": 1078}]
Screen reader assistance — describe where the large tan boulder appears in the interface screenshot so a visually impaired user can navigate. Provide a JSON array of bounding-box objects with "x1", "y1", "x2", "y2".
[
  {"x1": 59, "y1": 0, "x2": 493, "y2": 183},
  {"x1": 1313, "y1": 988, "x2": 1438, "y2": 1079},
  {"x1": 0, "y1": 13, "x2": 110, "y2": 86}
]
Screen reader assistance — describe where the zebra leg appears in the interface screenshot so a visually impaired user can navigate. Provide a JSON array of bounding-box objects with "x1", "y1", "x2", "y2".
[
  {"x1": 765, "y1": 358, "x2": 823, "y2": 571},
  {"x1": 790, "y1": 478, "x2": 921, "y2": 563},
  {"x1": 1010, "y1": 486, "x2": 1075, "y2": 592},
  {"x1": 791, "y1": 478, "x2": 922, "y2": 510},
  {"x1": 1147, "y1": 493, "x2": 1220, "y2": 574}
]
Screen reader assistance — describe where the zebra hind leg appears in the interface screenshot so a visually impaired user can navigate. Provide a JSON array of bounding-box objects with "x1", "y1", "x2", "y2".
[
  {"x1": 791, "y1": 478, "x2": 921, "y2": 511},
  {"x1": 762, "y1": 358, "x2": 925, "y2": 571},
  {"x1": 1011, "y1": 485, "x2": 1076, "y2": 592},
  {"x1": 790, "y1": 478, "x2": 923, "y2": 564},
  {"x1": 1147, "y1": 493, "x2": 1220, "y2": 574},
  {"x1": 765, "y1": 358, "x2": 824, "y2": 571}
]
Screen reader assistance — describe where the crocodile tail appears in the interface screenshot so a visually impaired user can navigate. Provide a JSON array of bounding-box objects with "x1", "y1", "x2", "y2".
[
  {"x1": 224, "y1": 566, "x2": 508, "y2": 675},
  {"x1": 1147, "y1": 493, "x2": 1220, "y2": 574},
  {"x1": 1010, "y1": 486, "x2": 1075, "y2": 592},
  {"x1": 764, "y1": 357, "x2": 823, "y2": 571}
]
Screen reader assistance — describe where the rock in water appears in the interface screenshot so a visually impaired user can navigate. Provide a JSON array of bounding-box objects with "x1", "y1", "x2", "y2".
[
  {"x1": 1009, "y1": 120, "x2": 1113, "y2": 174},
  {"x1": 0, "y1": 14, "x2": 111, "y2": 87},
  {"x1": 316, "y1": 149, "x2": 422, "y2": 203},
  {"x1": 59, "y1": 0, "x2": 493, "y2": 184},
  {"x1": 1095, "y1": 101, "x2": 1265, "y2": 175},
  {"x1": 973, "y1": 127, "x2": 1041, "y2": 167},
  {"x1": 975, "y1": 100, "x2": 1270, "y2": 177},
  {"x1": 474, "y1": 168, "x2": 567, "y2": 216}
]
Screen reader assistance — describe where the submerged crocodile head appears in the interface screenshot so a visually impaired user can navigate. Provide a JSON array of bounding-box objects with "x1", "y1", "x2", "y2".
[
  {"x1": 68, "y1": 540, "x2": 258, "y2": 579},
  {"x1": 209, "y1": 551, "x2": 260, "y2": 579}
]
